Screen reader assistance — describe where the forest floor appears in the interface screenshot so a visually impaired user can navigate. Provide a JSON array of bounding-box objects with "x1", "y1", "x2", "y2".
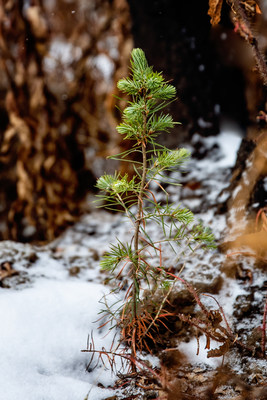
[{"x1": 0, "y1": 128, "x2": 266, "y2": 400}]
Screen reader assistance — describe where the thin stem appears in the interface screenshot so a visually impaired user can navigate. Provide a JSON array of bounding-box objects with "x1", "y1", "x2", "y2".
[
  {"x1": 134, "y1": 143, "x2": 147, "y2": 250},
  {"x1": 201, "y1": 293, "x2": 233, "y2": 335},
  {"x1": 131, "y1": 109, "x2": 148, "y2": 365},
  {"x1": 232, "y1": 0, "x2": 267, "y2": 86},
  {"x1": 262, "y1": 295, "x2": 267, "y2": 358},
  {"x1": 116, "y1": 192, "x2": 135, "y2": 228},
  {"x1": 143, "y1": 280, "x2": 176, "y2": 337}
]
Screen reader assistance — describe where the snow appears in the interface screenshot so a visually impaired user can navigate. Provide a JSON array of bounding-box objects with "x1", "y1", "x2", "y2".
[
  {"x1": 92, "y1": 54, "x2": 115, "y2": 81},
  {"x1": 191, "y1": 129, "x2": 242, "y2": 172},
  {"x1": 0, "y1": 209, "x2": 135, "y2": 399},
  {"x1": 197, "y1": 117, "x2": 212, "y2": 128},
  {"x1": 0, "y1": 252, "x2": 116, "y2": 400},
  {"x1": 178, "y1": 336, "x2": 221, "y2": 368},
  {"x1": 216, "y1": 130, "x2": 242, "y2": 167},
  {"x1": 47, "y1": 39, "x2": 82, "y2": 67},
  {"x1": 0, "y1": 129, "x2": 255, "y2": 399}
]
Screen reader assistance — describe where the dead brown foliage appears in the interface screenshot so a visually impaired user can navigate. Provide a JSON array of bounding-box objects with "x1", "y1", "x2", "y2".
[
  {"x1": 208, "y1": 1, "x2": 261, "y2": 26},
  {"x1": 208, "y1": 0, "x2": 224, "y2": 26}
]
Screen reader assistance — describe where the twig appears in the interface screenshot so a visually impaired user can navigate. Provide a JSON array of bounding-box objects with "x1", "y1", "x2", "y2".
[
  {"x1": 143, "y1": 280, "x2": 176, "y2": 337},
  {"x1": 231, "y1": 0, "x2": 267, "y2": 85},
  {"x1": 201, "y1": 293, "x2": 233, "y2": 335},
  {"x1": 262, "y1": 295, "x2": 267, "y2": 358}
]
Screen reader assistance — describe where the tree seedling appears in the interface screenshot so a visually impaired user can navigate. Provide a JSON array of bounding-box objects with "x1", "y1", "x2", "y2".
[{"x1": 95, "y1": 48, "x2": 215, "y2": 368}]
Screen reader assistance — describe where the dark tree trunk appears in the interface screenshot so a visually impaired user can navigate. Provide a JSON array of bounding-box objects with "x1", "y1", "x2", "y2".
[{"x1": 127, "y1": 0, "x2": 249, "y2": 145}]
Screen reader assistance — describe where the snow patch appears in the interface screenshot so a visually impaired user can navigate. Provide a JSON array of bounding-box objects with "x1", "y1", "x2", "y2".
[
  {"x1": 93, "y1": 54, "x2": 115, "y2": 81},
  {"x1": 0, "y1": 265, "x2": 115, "y2": 400}
]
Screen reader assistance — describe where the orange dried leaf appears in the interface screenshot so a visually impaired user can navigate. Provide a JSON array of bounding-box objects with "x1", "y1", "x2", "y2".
[
  {"x1": 207, "y1": 340, "x2": 230, "y2": 358},
  {"x1": 241, "y1": 0, "x2": 262, "y2": 16},
  {"x1": 208, "y1": 0, "x2": 223, "y2": 26},
  {"x1": 255, "y1": 4, "x2": 261, "y2": 14},
  {"x1": 205, "y1": 334, "x2": 211, "y2": 350},
  {"x1": 0, "y1": 262, "x2": 17, "y2": 281}
]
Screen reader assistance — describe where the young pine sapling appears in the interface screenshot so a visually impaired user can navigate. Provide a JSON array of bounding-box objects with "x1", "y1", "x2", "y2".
[{"x1": 96, "y1": 48, "x2": 215, "y2": 363}]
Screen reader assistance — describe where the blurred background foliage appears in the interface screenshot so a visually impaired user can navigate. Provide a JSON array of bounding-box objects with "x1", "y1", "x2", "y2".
[{"x1": 0, "y1": 0, "x2": 266, "y2": 242}]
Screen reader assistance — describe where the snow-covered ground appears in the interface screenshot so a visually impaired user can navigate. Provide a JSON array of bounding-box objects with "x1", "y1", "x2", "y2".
[
  {"x1": 0, "y1": 129, "x2": 248, "y2": 400},
  {"x1": 0, "y1": 241, "x2": 117, "y2": 400}
]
